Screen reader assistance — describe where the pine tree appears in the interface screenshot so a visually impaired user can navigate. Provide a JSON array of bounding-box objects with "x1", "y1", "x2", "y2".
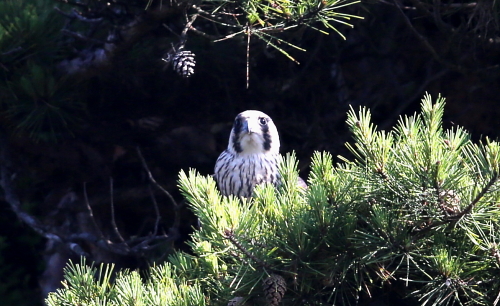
[
  {"x1": 0, "y1": 0, "x2": 361, "y2": 141},
  {"x1": 46, "y1": 93, "x2": 500, "y2": 306}
]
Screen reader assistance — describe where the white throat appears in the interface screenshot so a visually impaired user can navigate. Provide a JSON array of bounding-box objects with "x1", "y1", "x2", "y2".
[{"x1": 238, "y1": 133, "x2": 266, "y2": 154}]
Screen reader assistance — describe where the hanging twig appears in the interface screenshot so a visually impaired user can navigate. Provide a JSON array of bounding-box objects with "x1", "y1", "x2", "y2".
[{"x1": 246, "y1": 23, "x2": 251, "y2": 89}]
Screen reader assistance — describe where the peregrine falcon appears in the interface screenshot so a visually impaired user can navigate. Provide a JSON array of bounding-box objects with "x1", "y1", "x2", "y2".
[{"x1": 214, "y1": 110, "x2": 280, "y2": 197}]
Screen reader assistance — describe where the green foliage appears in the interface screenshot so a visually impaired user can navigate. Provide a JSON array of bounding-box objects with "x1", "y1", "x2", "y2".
[
  {"x1": 0, "y1": 0, "x2": 62, "y2": 66},
  {"x1": 2, "y1": 63, "x2": 86, "y2": 141},
  {"x1": 47, "y1": 94, "x2": 500, "y2": 305},
  {"x1": 0, "y1": 0, "x2": 85, "y2": 142},
  {"x1": 190, "y1": 0, "x2": 362, "y2": 62},
  {"x1": 46, "y1": 257, "x2": 206, "y2": 306}
]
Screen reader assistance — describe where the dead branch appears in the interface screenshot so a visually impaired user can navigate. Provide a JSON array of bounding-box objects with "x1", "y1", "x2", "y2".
[
  {"x1": 136, "y1": 146, "x2": 182, "y2": 253},
  {"x1": 0, "y1": 136, "x2": 175, "y2": 258}
]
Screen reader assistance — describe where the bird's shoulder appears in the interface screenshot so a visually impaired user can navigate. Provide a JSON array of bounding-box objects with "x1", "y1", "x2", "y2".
[{"x1": 215, "y1": 149, "x2": 234, "y2": 162}]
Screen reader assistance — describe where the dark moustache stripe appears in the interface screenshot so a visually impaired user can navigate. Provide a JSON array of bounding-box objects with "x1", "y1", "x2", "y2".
[
  {"x1": 232, "y1": 115, "x2": 243, "y2": 153},
  {"x1": 261, "y1": 121, "x2": 272, "y2": 151}
]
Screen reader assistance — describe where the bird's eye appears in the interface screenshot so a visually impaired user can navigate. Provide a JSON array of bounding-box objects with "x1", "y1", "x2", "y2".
[{"x1": 259, "y1": 117, "x2": 267, "y2": 125}]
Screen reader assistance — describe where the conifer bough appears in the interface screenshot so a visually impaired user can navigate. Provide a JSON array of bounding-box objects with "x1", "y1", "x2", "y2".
[
  {"x1": 193, "y1": 0, "x2": 362, "y2": 62},
  {"x1": 47, "y1": 94, "x2": 500, "y2": 306}
]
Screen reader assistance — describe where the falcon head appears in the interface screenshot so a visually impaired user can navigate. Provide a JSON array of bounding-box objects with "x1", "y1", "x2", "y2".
[{"x1": 227, "y1": 110, "x2": 280, "y2": 155}]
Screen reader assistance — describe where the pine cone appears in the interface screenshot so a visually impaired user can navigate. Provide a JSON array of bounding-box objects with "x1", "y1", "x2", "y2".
[
  {"x1": 172, "y1": 49, "x2": 195, "y2": 78},
  {"x1": 439, "y1": 189, "x2": 461, "y2": 214},
  {"x1": 262, "y1": 274, "x2": 287, "y2": 306}
]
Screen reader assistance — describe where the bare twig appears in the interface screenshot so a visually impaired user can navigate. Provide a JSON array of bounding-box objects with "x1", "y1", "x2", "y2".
[
  {"x1": 148, "y1": 185, "x2": 161, "y2": 237},
  {"x1": 82, "y1": 180, "x2": 173, "y2": 255},
  {"x1": 393, "y1": 0, "x2": 440, "y2": 61},
  {"x1": 187, "y1": 26, "x2": 219, "y2": 40},
  {"x1": 136, "y1": 146, "x2": 178, "y2": 208},
  {"x1": 162, "y1": 10, "x2": 199, "y2": 53},
  {"x1": 109, "y1": 177, "x2": 126, "y2": 242},
  {"x1": 181, "y1": 12, "x2": 199, "y2": 42},
  {"x1": 494, "y1": 245, "x2": 500, "y2": 306},
  {"x1": 83, "y1": 182, "x2": 106, "y2": 239},
  {"x1": 193, "y1": 5, "x2": 242, "y2": 30},
  {"x1": 136, "y1": 146, "x2": 182, "y2": 255},
  {"x1": 494, "y1": 290, "x2": 500, "y2": 306},
  {"x1": 66, "y1": 232, "x2": 130, "y2": 255},
  {"x1": 0, "y1": 135, "x2": 175, "y2": 258}
]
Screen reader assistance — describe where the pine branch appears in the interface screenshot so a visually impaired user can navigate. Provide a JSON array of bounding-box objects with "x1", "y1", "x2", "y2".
[
  {"x1": 456, "y1": 172, "x2": 499, "y2": 219},
  {"x1": 47, "y1": 94, "x2": 500, "y2": 305},
  {"x1": 224, "y1": 228, "x2": 270, "y2": 268},
  {"x1": 412, "y1": 161, "x2": 499, "y2": 239}
]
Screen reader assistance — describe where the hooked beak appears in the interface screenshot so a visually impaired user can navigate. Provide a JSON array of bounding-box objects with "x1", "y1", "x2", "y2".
[{"x1": 242, "y1": 119, "x2": 259, "y2": 134}]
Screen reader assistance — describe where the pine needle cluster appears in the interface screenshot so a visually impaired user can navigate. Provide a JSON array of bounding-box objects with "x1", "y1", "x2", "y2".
[
  {"x1": 46, "y1": 258, "x2": 206, "y2": 306},
  {"x1": 194, "y1": 0, "x2": 362, "y2": 62},
  {"x1": 0, "y1": 0, "x2": 85, "y2": 142},
  {"x1": 47, "y1": 93, "x2": 500, "y2": 306}
]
